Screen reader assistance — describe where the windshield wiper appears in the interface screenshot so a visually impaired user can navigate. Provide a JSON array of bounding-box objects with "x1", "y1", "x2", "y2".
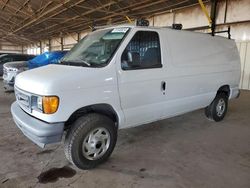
[
  {"x1": 60, "y1": 60, "x2": 90, "y2": 67},
  {"x1": 81, "y1": 60, "x2": 91, "y2": 66}
]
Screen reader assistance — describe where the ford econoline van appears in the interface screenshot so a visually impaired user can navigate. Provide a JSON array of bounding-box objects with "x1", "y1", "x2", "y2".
[{"x1": 11, "y1": 25, "x2": 240, "y2": 169}]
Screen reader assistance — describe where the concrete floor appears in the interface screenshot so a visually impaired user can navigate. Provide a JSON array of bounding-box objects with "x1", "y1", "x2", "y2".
[{"x1": 0, "y1": 80, "x2": 250, "y2": 188}]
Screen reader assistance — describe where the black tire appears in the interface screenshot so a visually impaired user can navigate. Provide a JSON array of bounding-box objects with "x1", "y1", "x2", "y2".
[
  {"x1": 64, "y1": 113, "x2": 117, "y2": 169},
  {"x1": 205, "y1": 92, "x2": 228, "y2": 122}
]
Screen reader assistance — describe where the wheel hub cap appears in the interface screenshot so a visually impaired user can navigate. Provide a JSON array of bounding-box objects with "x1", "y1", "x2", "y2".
[
  {"x1": 216, "y1": 99, "x2": 225, "y2": 117},
  {"x1": 82, "y1": 127, "x2": 110, "y2": 160}
]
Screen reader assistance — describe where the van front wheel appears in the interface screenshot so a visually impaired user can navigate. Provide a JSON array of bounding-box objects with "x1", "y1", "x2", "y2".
[
  {"x1": 205, "y1": 92, "x2": 228, "y2": 122},
  {"x1": 64, "y1": 113, "x2": 117, "y2": 169}
]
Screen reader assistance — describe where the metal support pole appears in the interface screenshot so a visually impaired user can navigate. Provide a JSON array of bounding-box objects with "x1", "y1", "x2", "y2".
[
  {"x1": 224, "y1": 0, "x2": 228, "y2": 23},
  {"x1": 77, "y1": 33, "x2": 80, "y2": 42},
  {"x1": 39, "y1": 41, "x2": 42, "y2": 54},
  {"x1": 48, "y1": 39, "x2": 51, "y2": 52},
  {"x1": 228, "y1": 26, "x2": 231, "y2": 39},
  {"x1": 172, "y1": 11, "x2": 176, "y2": 24},
  {"x1": 210, "y1": 0, "x2": 218, "y2": 36},
  {"x1": 198, "y1": 0, "x2": 212, "y2": 27},
  {"x1": 61, "y1": 37, "x2": 63, "y2": 51},
  {"x1": 125, "y1": 16, "x2": 132, "y2": 23}
]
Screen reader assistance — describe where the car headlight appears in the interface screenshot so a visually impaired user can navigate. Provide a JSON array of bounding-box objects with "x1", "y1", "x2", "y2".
[
  {"x1": 33, "y1": 96, "x2": 59, "y2": 114},
  {"x1": 8, "y1": 67, "x2": 18, "y2": 72},
  {"x1": 37, "y1": 96, "x2": 43, "y2": 111}
]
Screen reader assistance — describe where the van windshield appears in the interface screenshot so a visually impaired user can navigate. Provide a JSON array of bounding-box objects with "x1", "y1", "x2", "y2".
[{"x1": 60, "y1": 27, "x2": 130, "y2": 67}]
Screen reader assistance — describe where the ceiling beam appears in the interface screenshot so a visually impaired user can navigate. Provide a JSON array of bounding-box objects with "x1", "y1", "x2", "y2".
[
  {"x1": 74, "y1": 3, "x2": 134, "y2": 19},
  {"x1": 0, "y1": 0, "x2": 216, "y2": 45},
  {"x1": 0, "y1": 0, "x2": 73, "y2": 39},
  {"x1": 34, "y1": 0, "x2": 198, "y2": 39},
  {"x1": 57, "y1": 1, "x2": 89, "y2": 22},
  {"x1": 13, "y1": 0, "x2": 86, "y2": 33},
  {"x1": 33, "y1": 0, "x2": 155, "y2": 36},
  {"x1": 132, "y1": 0, "x2": 189, "y2": 16},
  {"x1": 0, "y1": 0, "x2": 30, "y2": 16},
  {"x1": 6, "y1": 0, "x2": 30, "y2": 25},
  {"x1": 33, "y1": 0, "x2": 122, "y2": 34},
  {"x1": 1, "y1": 0, "x2": 9, "y2": 10},
  {"x1": 36, "y1": 0, "x2": 170, "y2": 35}
]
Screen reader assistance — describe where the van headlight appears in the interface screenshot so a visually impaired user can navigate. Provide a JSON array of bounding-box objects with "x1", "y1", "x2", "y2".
[
  {"x1": 37, "y1": 96, "x2": 43, "y2": 111},
  {"x1": 34, "y1": 96, "x2": 59, "y2": 114}
]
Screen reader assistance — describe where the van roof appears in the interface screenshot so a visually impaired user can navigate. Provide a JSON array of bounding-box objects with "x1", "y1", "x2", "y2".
[
  {"x1": 97, "y1": 24, "x2": 164, "y2": 30},
  {"x1": 97, "y1": 24, "x2": 201, "y2": 34},
  {"x1": 100, "y1": 24, "x2": 231, "y2": 40}
]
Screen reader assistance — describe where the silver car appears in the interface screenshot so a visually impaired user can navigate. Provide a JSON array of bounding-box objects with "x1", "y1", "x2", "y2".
[
  {"x1": 3, "y1": 61, "x2": 28, "y2": 91},
  {"x1": 0, "y1": 54, "x2": 35, "y2": 76}
]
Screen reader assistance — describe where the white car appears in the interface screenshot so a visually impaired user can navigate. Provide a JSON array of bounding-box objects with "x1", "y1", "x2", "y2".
[
  {"x1": 11, "y1": 24, "x2": 241, "y2": 170},
  {"x1": 3, "y1": 61, "x2": 28, "y2": 91}
]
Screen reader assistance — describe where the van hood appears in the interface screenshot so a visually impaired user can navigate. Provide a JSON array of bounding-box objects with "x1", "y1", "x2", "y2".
[{"x1": 15, "y1": 64, "x2": 115, "y2": 95}]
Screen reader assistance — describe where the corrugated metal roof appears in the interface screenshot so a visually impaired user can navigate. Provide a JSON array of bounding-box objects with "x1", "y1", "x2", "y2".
[{"x1": 0, "y1": 0, "x2": 206, "y2": 44}]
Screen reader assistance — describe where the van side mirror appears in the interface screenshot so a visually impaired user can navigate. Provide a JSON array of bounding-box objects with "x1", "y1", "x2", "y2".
[
  {"x1": 121, "y1": 51, "x2": 140, "y2": 69},
  {"x1": 127, "y1": 52, "x2": 140, "y2": 65}
]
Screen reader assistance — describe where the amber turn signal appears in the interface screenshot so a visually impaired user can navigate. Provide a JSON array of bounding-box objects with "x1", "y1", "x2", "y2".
[{"x1": 42, "y1": 96, "x2": 59, "y2": 114}]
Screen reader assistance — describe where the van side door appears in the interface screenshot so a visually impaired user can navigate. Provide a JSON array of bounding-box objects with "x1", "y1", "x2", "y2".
[{"x1": 116, "y1": 30, "x2": 166, "y2": 128}]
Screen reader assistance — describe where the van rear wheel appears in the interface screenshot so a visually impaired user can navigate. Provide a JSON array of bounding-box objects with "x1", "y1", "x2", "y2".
[
  {"x1": 205, "y1": 92, "x2": 228, "y2": 122},
  {"x1": 64, "y1": 113, "x2": 117, "y2": 169}
]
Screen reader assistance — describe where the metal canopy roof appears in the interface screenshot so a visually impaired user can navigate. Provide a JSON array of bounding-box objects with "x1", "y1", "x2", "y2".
[{"x1": 0, "y1": 0, "x2": 205, "y2": 45}]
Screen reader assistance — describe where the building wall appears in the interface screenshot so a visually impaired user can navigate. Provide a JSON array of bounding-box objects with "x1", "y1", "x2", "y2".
[
  {"x1": 24, "y1": 31, "x2": 88, "y2": 55},
  {"x1": 237, "y1": 41, "x2": 250, "y2": 90},
  {"x1": 0, "y1": 42, "x2": 22, "y2": 53},
  {"x1": 149, "y1": 0, "x2": 250, "y2": 41}
]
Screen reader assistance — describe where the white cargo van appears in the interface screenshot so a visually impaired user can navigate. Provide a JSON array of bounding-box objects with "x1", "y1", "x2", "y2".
[{"x1": 11, "y1": 25, "x2": 240, "y2": 169}]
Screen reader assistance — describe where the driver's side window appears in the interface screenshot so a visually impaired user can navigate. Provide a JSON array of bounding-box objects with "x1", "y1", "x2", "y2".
[{"x1": 121, "y1": 31, "x2": 162, "y2": 70}]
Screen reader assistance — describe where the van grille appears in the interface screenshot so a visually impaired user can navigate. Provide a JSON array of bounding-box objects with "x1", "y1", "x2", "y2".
[{"x1": 15, "y1": 87, "x2": 31, "y2": 112}]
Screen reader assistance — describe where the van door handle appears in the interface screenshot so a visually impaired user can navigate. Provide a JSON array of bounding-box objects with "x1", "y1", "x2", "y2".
[{"x1": 161, "y1": 81, "x2": 166, "y2": 91}]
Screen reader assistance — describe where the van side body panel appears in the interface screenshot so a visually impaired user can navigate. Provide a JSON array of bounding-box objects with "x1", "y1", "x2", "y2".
[
  {"x1": 116, "y1": 28, "x2": 240, "y2": 128},
  {"x1": 157, "y1": 29, "x2": 240, "y2": 121}
]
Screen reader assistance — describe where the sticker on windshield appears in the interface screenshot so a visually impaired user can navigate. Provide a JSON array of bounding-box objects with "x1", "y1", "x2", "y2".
[{"x1": 111, "y1": 28, "x2": 129, "y2": 33}]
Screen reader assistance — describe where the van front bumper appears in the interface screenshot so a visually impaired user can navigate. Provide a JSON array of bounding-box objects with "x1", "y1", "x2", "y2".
[{"x1": 11, "y1": 101, "x2": 64, "y2": 148}]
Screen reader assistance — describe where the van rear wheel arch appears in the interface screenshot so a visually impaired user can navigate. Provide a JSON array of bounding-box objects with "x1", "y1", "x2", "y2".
[{"x1": 217, "y1": 85, "x2": 230, "y2": 98}]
